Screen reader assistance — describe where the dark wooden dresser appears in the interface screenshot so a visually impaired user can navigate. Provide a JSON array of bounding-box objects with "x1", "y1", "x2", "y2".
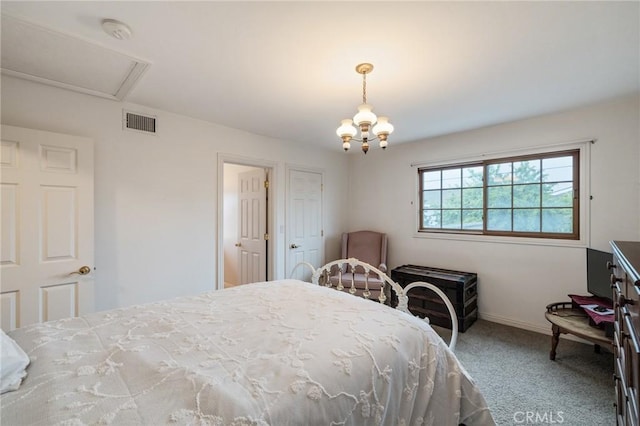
[
  {"x1": 611, "y1": 241, "x2": 640, "y2": 426},
  {"x1": 390, "y1": 265, "x2": 477, "y2": 332}
]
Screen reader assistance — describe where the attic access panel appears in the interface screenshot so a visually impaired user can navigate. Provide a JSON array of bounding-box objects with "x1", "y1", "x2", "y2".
[{"x1": 1, "y1": 15, "x2": 149, "y2": 100}]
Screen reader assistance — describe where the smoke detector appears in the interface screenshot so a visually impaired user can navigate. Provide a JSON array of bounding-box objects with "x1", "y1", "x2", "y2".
[{"x1": 102, "y1": 19, "x2": 132, "y2": 40}]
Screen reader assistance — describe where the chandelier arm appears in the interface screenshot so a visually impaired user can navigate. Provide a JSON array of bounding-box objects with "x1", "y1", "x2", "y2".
[{"x1": 347, "y1": 135, "x2": 380, "y2": 143}]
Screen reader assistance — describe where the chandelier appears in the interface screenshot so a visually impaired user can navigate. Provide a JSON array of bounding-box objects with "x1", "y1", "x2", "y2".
[{"x1": 336, "y1": 63, "x2": 394, "y2": 154}]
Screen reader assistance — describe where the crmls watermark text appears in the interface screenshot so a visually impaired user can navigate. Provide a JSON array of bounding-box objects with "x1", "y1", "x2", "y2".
[{"x1": 513, "y1": 411, "x2": 565, "y2": 424}]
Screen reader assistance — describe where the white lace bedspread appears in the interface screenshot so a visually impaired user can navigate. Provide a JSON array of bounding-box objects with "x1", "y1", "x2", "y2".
[{"x1": 1, "y1": 279, "x2": 494, "y2": 425}]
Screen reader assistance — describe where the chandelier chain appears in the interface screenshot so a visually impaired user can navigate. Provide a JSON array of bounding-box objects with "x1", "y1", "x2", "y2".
[{"x1": 362, "y1": 73, "x2": 367, "y2": 104}]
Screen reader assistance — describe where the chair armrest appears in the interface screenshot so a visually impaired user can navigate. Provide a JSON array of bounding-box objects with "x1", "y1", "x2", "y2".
[{"x1": 379, "y1": 263, "x2": 387, "y2": 273}]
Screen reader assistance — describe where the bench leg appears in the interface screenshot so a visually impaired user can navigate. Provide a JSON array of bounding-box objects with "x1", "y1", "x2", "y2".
[{"x1": 550, "y1": 324, "x2": 560, "y2": 360}]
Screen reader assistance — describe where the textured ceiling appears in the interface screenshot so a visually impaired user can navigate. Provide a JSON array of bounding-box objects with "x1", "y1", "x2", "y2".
[{"x1": 1, "y1": 1, "x2": 638, "y2": 152}]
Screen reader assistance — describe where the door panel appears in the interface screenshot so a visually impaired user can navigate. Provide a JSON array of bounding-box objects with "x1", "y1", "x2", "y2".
[
  {"x1": 0, "y1": 292, "x2": 18, "y2": 330},
  {"x1": 41, "y1": 186, "x2": 77, "y2": 260},
  {"x1": 0, "y1": 125, "x2": 94, "y2": 331},
  {"x1": 41, "y1": 282, "x2": 78, "y2": 322},
  {"x1": 1, "y1": 183, "x2": 19, "y2": 265},
  {"x1": 287, "y1": 169, "x2": 323, "y2": 281}
]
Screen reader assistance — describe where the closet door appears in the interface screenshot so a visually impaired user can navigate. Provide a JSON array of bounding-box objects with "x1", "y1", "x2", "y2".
[{"x1": 287, "y1": 168, "x2": 323, "y2": 281}]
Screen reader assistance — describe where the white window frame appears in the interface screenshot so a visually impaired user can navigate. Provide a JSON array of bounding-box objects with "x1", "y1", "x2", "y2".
[{"x1": 412, "y1": 140, "x2": 592, "y2": 248}]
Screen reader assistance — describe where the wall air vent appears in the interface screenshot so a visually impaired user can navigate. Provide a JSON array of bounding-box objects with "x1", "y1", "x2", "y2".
[{"x1": 123, "y1": 110, "x2": 156, "y2": 134}]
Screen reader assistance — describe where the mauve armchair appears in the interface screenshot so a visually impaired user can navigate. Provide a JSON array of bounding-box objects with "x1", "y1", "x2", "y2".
[{"x1": 329, "y1": 231, "x2": 388, "y2": 301}]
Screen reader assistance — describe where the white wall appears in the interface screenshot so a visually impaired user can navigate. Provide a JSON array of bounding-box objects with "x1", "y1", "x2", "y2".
[
  {"x1": 346, "y1": 94, "x2": 640, "y2": 333},
  {"x1": 1, "y1": 75, "x2": 349, "y2": 311},
  {"x1": 3, "y1": 73, "x2": 638, "y2": 335}
]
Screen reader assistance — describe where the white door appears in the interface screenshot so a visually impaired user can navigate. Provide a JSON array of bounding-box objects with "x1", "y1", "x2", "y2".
[
  {"x1": 287, "y1": 169, "x2": 323, "y2": 281},
  {"x1": 237, "y1": 168, "x2": 267, "y2": 284},
  {"x1": 0, "y1": 125, "x2": 94, "y2": 331}
]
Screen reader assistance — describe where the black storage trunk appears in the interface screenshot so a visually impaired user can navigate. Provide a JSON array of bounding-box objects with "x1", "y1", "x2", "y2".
[{"x1": 391, "y1": 264, "x2": 478, "y2": 332}]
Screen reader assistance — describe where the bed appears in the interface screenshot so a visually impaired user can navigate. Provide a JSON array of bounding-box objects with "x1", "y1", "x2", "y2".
[{"x1": 1, "y1": 261, "x2": 494, "y2": 425}]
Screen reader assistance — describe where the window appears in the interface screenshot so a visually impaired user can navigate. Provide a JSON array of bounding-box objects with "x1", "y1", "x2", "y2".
[{"x1": 419, "y1": 149, "x2": 579, "y2": 239}]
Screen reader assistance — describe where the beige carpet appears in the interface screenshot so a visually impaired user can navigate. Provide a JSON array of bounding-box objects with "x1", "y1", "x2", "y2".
[{"x1": 439, "y1": 320, "x2": 613, "y2": 426}]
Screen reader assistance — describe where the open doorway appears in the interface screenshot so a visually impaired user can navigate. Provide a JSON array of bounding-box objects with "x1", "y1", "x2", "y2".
[{"x1": 219, "y1": 157, "x2": 276, "y2": 289}]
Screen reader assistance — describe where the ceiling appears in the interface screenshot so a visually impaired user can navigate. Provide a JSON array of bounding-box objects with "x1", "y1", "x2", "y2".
[{"x1": 1, "y1": 1, "x2": 638, "y2": 152}]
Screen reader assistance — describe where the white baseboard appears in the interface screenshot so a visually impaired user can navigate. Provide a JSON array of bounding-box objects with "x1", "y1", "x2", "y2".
[
  {"x1": 478, "y1": 312, "x2": 550, "y2": 335},
  {"x1": 477, "y1": 312, "x2": 594, "y2": 345}
]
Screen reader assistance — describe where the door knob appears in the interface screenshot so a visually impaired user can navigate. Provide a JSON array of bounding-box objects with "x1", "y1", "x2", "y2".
[
  {"x1": 69, "y1": 266, "x2": 91, "y2": 276},
  {"x1": 235, "y1": 243, "x2": 242, "y2": 247},
  {"x1": 290, "y1": 244, "x2": 300, "y2": 249}
]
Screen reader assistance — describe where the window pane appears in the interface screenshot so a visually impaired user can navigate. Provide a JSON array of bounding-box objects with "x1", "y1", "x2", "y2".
[
  {"x1": 513, "y1": 160, "x2": 540, "y2": 184},
  {"x1": 423, "y1": 190, "x2": 441, "y2": 209},
  {"x1": 513, "y1": 184, "x2": 540, "y2": 208},
  {"x1": 442, "y1": 169, "x2": 461, "y2": 189},
  {"x1": 423, "y1": 170, "x2": 441, "y2": 190},
  {"x1": 487, "y1": 209, "x2": 511, "y2": 231},
  {"x1": 462, "y1": 166, "x2": 483, "y2": 187},
  {"x1": 462, "y1": 187, "x2": 483, "y2": 208},
  {"x1": 442, "y1": 189, "x2": 461, "y2": 208},
  {"x1": 542, "y1": 156, "x2": 573, "y2": 182},
  {"x1": 442, "y1": 210, "x2": 461, "y2": 229},
  {"x1": 487, "y1": 186, "x2": 512, "y2": 208},
  {"x1": 514, "y1": 209, "x2": 541, "y2": 232},
  {"x1": 542, "y1": 183, "x2": 573, "y2": 207},
  {"x1": 542, "y1": 208, "x2": 573, "y2": 233},
  {"x1": 487, "y1": 163, "x2": 512, "y2": 185},
  {"x1": 423, "y1": 210, "x2": 441, "y2": 228},
  {"x1": 462, "y1": 209, "x2": 483, "y2": 230}
]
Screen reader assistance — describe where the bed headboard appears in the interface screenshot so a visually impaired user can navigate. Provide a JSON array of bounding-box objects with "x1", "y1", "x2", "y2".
[{"x1": 292, "y1": 258, "x2": 459, "y2": 351}]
